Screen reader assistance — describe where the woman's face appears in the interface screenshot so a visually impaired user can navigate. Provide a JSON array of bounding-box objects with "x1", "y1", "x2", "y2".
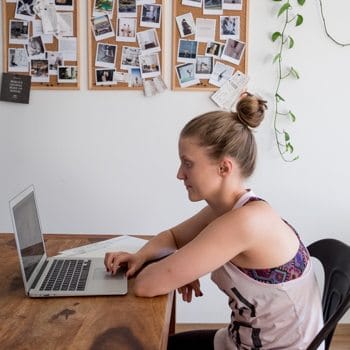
[{"x1": 177, "y1": 137, "x2": 222, "y2": 202}]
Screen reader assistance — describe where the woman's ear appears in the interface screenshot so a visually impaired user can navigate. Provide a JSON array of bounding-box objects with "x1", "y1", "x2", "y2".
[{"x1": 218, "y1": 157, "x2": 234, "y2": 176}]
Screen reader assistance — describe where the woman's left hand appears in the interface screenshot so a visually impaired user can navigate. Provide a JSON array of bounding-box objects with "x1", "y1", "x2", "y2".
[{"x1": 177, "y1": 279, "x2": 203, "y2": 303}]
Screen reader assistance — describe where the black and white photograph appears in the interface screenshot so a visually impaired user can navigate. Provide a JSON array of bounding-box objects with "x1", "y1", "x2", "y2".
[
  {"x1": 182, "y1": 0, "x2": 202, "y2": 8},
  {"x1": 30, "y1": 59, "x2": 49, "y2": 83},
  {"x1": 8, "y1": 48, "x2": 29, "y2": 72},
  {"x1": 209, "y1": 61, "x2": 235, "y2": 87},
  {"x1": 140, "y1": 4, "x2": 161, "y2": 28},
  {"x1": 91, "y1": 14, "x2": 114, "y2": 41},
  {"x1": 203, "y1": 0, "x2": 223, "y2": 15},
  {"x1": 46, "y1": 51, "x2": 64, "y2": 75},
  {"x1": 93, "y1": 0, "x2": 115, "y2": 18},
  {"x1": 117, "y1": 18, "x2": 136, "y2": 42},
  {"x1": 26, "y1": 36, "x2": 46, "y2": 59},
  {"x1": 136, "y1": 29, "x2": 161, "y2": 54},
  {"x1": 175, "y1": 62, "x2": 200, "y2": 88},
  {"x1": 121, "y1": 46, "x2": 141, "y2": 70},
  {"x1": 9, "y1": 20, "x2": 29, "y2": 44},
  {"x1": 221, "y1": 38, "x2": 245, "y2": 65},
  {"x1": 118, "y1": 0, "x2": 137, "y2": 18},
  {"x1": 195, "y1": 18, "x2": 216, "y2": 43},
  {"x1": 176, "y1": 13, "x2": 195, "y2": 38},
  {"x1": 177, "y1": 39, "x2": 198, "y2": 63},
  {"x1": 15, "y1": 0, "x2": 36, "y2": 21},
  {"x1": 205, "y1": 41, "x2": 224, "y2": 59},
  {"x1": 195, "y1": 55, "x2": 213, "y2": 79},
  {"x1": 223, "y1": 0, "x2": 242, "y2": 11},
  {"x1": 95, "y1": 68, "x2": 117, "y2": 85},
  {"x1": 95, "y1": 43, "x2": 117, "y2": 68},
  {"x1": 58, "y1": 66, "x2": 78, "y2": 83},
  {"x1": 54, "y1": 0, "x2": 74, "y2": 11},
  {"x1": 139, "y1": 53, "x2": 160, "y2": 79},
  {"x1": 129, "y1": 68, "x2": 143, "y2": 87},
  {"x1": 220, "y1": 16, "x2": 240, "y2": 40}
]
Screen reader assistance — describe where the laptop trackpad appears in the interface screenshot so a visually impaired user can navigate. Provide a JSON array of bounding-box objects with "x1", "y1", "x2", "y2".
[{"x1": 92, "y1": 267, "x2": 125, "y2": 281}]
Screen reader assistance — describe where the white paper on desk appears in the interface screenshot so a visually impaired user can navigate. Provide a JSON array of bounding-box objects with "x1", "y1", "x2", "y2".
[{"x1": 57, "y1": 235, "x2": 147, "y2": 258}]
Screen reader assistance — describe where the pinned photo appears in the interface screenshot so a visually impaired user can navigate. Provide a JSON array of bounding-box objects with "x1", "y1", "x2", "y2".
[
  {"x1": 118, "y1": 0, "x2": 137, "y2": 18},
  {"x1": 182, "y1": 0, "x2": 202, "y2": 8},
  {"x1": 117, "y1": 18, "x2": 136, "y2": 42},
  {"x1": 220, "y1": 16, "x2": 240, "y2": 40},
  {"x1": 129, "y1": 67, "x2": 143, "y2": 87},
  {"x1": 136, "y1": 29, "x2": 161, "y2": 54},
  {"x1": 15, "y1": 0, "x2": 36, "y2": 21},
  {"x1": 46, "y1": 51, "x2": 64, "y2": 75},
  {"x1": 30, "y1": 59, "x2": 49, "y2": 83},
  {"x1": 95, "y1": 68, "x2": 117, "y2": 85},
  {"x1": 177, "y1": 39, "x2": 198, "y2": 63},
  {"x1": 93, "y1": 0, "x2": 115, "y2": 18},
  {"x1": 195, "y1": 55, "x2": 213, "y2": 79},
  {"x1": 58, "y1": 66, "x2": 78, "y2": 83},
  {"x1": 139, "y1": 53, "x2": 160, "y2": 79},
  {"x1": 205, "y1": 41, "x2": 224, "y2": 59},
  {"x1": 203, "y1": 0, "x2": 223, "y2": 15},
  {"x1": 26, "y1": 36, "x2": 46, "y2": 59},
  {"x1": 91, "y1": 14, "x2": 115, "y2": 41},
  {"x1": 195, "y1": 18, "x2": 216, "y2": 43},
  {"x1": 209, "y1": 61, "x2": 235, "y2": 87},
  {"x1": 176, "y1": 13, "x2": 195, "y2": 38},
  {"x1": 55, "y1": 0, "x2": 74, "y2": 11},
  {"x1": 140, "y1": 4, "x2": 161, "y2": 28},
  {"x1": 8, "y1": 48, "x2": 29, "y2": 72},
  {"x1": 221, "y1": 38, "x2": 246, "y2": 65},
  {"x1": 95, "y1": 43, "x2": 117, "y2": 68},
  {"x1": 175, "y1": 63, "x2": 200, "y2": 88},
  {"x1": 121, "y1": 46, "x2": 141, "y2": 70},
  {"x1": 9, "y1": 20, "x2": 29, "y2": 45},
  {"x1": 223, "y1": 0, "x2": 243, "y2": 11}
]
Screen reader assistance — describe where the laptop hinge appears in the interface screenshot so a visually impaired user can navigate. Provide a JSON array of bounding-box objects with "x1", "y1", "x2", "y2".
[{"x1": 30, "y1": 260, "x2": 49, "y2": 290}]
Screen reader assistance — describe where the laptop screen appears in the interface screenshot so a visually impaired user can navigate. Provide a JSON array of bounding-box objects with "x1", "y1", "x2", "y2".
[{"x1": 12, "y1": 191, "x2": 45, "y2": 282}]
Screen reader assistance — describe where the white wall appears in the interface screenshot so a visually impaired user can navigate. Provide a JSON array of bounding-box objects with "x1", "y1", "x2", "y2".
[{"x1": 1, "y1": 1, "x2": 349, "y2": 323}]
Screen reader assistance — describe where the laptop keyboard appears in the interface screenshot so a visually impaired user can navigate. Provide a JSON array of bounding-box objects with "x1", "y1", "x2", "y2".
[{"x1": 40, "y1": 259, "x2": 91, "y2": 292}]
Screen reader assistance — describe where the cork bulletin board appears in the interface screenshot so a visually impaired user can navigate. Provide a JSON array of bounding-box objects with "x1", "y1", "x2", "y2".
[
  {"x1": 87, "y1": 0, "x2": 165, "y2": 90},
  {"x1": 172, "y1": 0, "x2": 249, "y2": 91},
  {"x1": 2, "y1": 0, "x2": 80, "y2": 90}
]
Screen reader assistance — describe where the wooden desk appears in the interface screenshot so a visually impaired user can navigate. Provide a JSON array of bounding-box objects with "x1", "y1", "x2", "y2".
[{"x1": 0, "y1": 234, "x2": 175, "y2": 350}]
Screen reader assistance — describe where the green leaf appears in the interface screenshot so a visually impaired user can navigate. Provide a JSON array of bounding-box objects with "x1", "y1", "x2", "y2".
[
  {"x1": 290, "y1": 67, "x2": 300, "y2": 79},
  {"x1": 296, "y1": 14, "x2": 304, "y2": 26},
  {"x1": 289, "y1": 111, "x2": 296, "y2": 122},
  {"x1": 273, "y1": 53, "x2": 281, "y2": 63},
  {"x1": 278, "y1": 3, "x2": 291, "y2": 17},
  {"x1": 297, "y1": 0, "x2": 306, "y2": 5},
  {"x1": 284, "y1": 131, "x2": 290, "y2": 142},
  {"x1": 273, "y1": 0, "x2": 282, "y2": 1},
  {"x1": 288, "y1": 36, "x2": 295, "y2": 49},
  {"x1": 276, "y1": 93, "x2": 285, "y2": 102},
  {"x1": 272, "y1": 32, "x2": 282, "y2": 42},
  {"x1": 286, "y1": 143, "x2": 294, "y2": 154}
]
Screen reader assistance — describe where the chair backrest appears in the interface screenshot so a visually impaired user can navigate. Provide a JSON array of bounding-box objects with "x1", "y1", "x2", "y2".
[{"x1": 306, "y1": 239, "x2": 350, "y2": 350}]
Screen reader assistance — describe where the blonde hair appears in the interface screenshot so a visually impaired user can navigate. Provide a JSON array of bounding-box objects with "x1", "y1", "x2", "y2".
[{"x1": 180, "y1": 93, "x2": 267, "y2": 178}]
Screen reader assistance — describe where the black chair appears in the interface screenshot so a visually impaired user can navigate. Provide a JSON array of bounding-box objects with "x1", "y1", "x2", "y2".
[{"x1": 306, "y1": 239, "x2": 350, "y2": 350}]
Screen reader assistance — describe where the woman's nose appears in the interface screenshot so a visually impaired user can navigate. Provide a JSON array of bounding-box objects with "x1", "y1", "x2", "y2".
[{"x1": 177, "y1": 166, "x2": 185, "y2": 180}]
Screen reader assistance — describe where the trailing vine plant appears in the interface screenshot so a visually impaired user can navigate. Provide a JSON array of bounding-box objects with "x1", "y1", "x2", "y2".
[{"x1": 271, "y1": 0, "x2": 306, "y2": 162}]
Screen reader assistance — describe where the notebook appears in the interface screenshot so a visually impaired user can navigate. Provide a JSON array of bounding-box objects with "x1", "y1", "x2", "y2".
[{"x1": 9, "y1": 185, "x2": 127, "y2": 297}]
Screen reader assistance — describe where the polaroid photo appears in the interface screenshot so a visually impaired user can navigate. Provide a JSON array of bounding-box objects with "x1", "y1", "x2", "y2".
[
  {"x1": 175, "y1": 63, "x2": 200, "y2": 88},
  {"x1": 91, "y1": 14, "x2": 115, "y2": 41},
  {"x1": 136, "y1": 29, "x2": 161, "y2": 54},
  {"x1": 58, "y1": 37, "x2": 77, "y2": 61},
  {"x1": 203, "y1": 0, "x2": 223, "y2": 15},
  {"x1": 95, "y1": 43, "x2": 117, "y2": 68},
  {"x1": 205, "y1": 41, "x2": 225, "y2": 59},
  {"x1": 58, "y1": 66, "x2": 78, "y2": 83},
  {"x1": 46, "y1": 51, "x2": 64, "y2": 75},
  {"x1": 176, "y1": 13, "x2": 195, "y2": 38},
  {"x1": 140, "y1": 4, "x2": 161, "y2": 28},
  {"x1": 143, "y1": 75, "x2": 167, "y2": 97},
  {"x1": 15, "y1": 0, "x2": 36, "y2": 21},
  {"x1": 221, "y1": 38, "x2": 246, "y2": 65},
  {"x1": 195, "y1": 18, "x2": 216, "y2": 43},
  {"x1": 26, "y1": 36, "x2": 46, "y2": 59},
  {"x1": 223, "y1": 0, "x2": 243, "y2": 11},
  {"x1": 220, "y1": 16, "x2": 240, "y2": 40},
  {"x1": 182, "y1": 0, "x2": 202, "y2": 8},
  {"x1": 9, "y1": 20, "x2": 29, "y2": 45},
  {"x1": 128, "y1": 67, "x2": 143, "y2": 87},
  {"x1": 177, "y1": 39, "x2": 198, "y2": 63},
  {"x1": 139, "y1": 53, "x2": 160, "y2": 79},
  {"x1": 8, "y1": 48, "x2": 29, "y2": 72},
  {"x1": 54, "y1": 0, "x2": 74, "y2": 11},
  {"x1": 56, "y1": 12, "x2": 74, "y2": 37},
  {"x1": 93, "y1": 0, "x2": 115, "y2": 18},
  {"x1": 121, "y1": 46, "x2": 141, "y2": 70},
  {"x1": 117, "y1": 17, "x2": 136, "y2": 42},
  {"x1": 32, "y1": 19, "x2": 53, "y2": 44},
  {"x1": 195, "y1": 55, "x2": 213, "y2": 79},
  {"x1": 95, "y1": 68, "x2": 117, "y2": 85},
  {"x1": 118, "y1": 0, "x2": 137, "y2": 18},
  {"x1": 30, "y1": 59, "x2": 49, "y2": 83},
  {"x1": 209, "y1": 61, "x2": 235, "y2": 87}
]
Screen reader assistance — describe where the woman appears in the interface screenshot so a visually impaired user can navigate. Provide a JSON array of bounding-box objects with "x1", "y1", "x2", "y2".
[{"x1": 105, "y1": 93, "x2": 323, "y2": 349}]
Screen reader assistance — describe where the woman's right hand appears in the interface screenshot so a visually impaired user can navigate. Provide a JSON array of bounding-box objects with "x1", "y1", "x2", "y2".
[{"x1": 104, "y1": 251, "x2": 146, "y2": 278}]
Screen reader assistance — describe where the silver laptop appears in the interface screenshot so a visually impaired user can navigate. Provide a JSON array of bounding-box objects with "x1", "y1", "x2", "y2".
[{"x1": 9, "y1": 185, "x2": 127, "y2": 297}]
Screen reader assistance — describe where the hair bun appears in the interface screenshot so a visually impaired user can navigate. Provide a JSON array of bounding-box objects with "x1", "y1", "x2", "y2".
[{"x1": 234, "y1": 93, "x2": 267, "y2": 128}]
